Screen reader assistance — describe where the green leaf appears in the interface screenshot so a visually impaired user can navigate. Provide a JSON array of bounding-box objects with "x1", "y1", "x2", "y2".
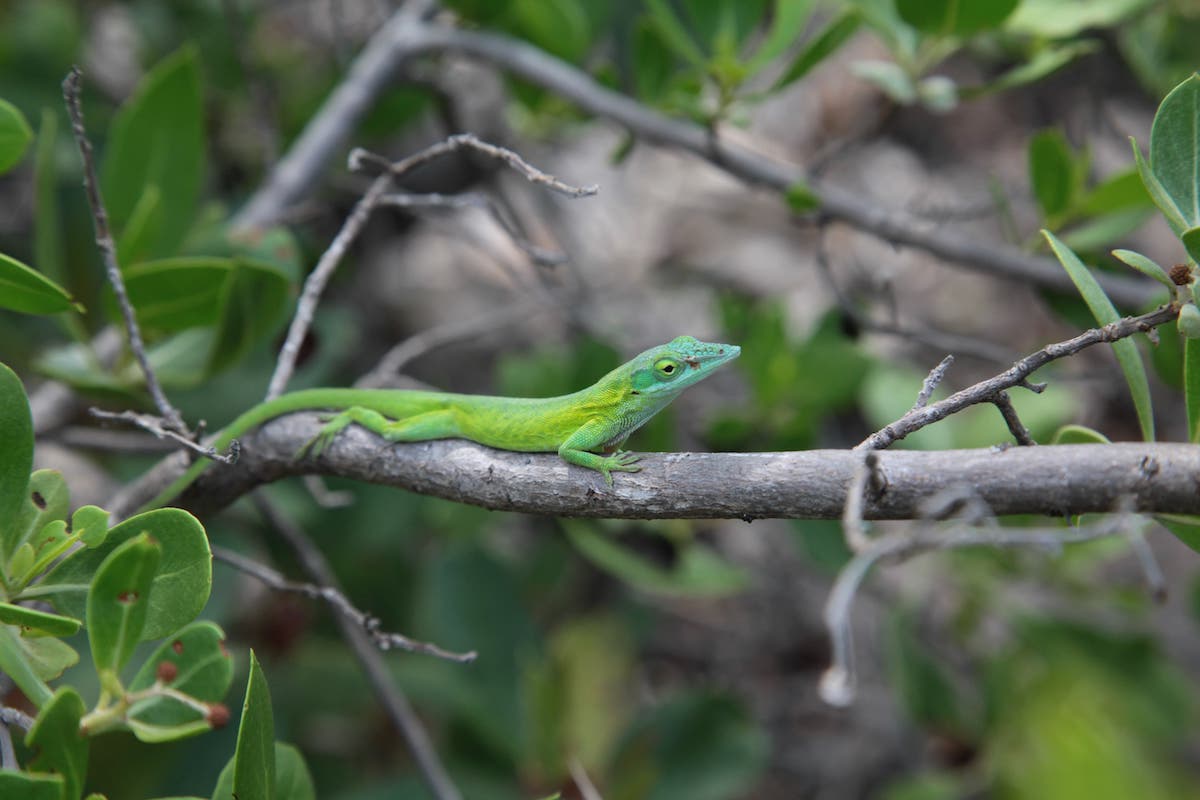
[
  {"x1": 1132, "y1": 137, "x2": 1187, "y2": 236},
  {"x1": 0, "y1": 602, "x2": 80, "y2": 637},
  {"x1": 116, "y1": 183, "x2": 164, "y2": 267},
  {"x1": 0, "y1": 624, "x2": 54, "y2": 705},
  {"x1": 0, "y1": 252, "x2": 82, "y2": 315},
  {"x1": 632, "y1": 18, "x2": 675, "y2": 101},
  {"x1": 0, "y1": 97, "x2": 33, "y2": 173},
  {"x1": 88, "y1": 532, "x2": 162, "y2": 677},
  {"x1": 26, "y1": 687, "x2": 88, "y2": 800},
  {"x1": 1060, "y1": 207, "x2": 1154, "y2": 253},
  {"x1": 511, "y1": 0, "x2": 590, "y2": 63},
  {"x1": 965, "y1": 41, "x2": 1099, "y2": 98},
  {"x1": 1050, "y1": 424, "x2": 1111, "y2": 444},
  {"x1": 1029, "y1": 129, "x2": 1076, "y2": 219},
  {"x1": 785, "y1": 180, "x2": 821, "y2": 212},
  {"x1": 1159, "y1": 514, "x2": 1200, "y2": 553},
  {"x1": 564, "y1": 522, "x2": 746, "y2": 596},
  {"x1": 113, "y1": 257, "x2": 236, "y2": 333},
  {"x1": 1149, "y1": 73, "x2": 1200, "y2": 230},
  {"x1": 0, "y1": 772, "x2": 64, "y2": 800},
  {"x1": 100, "y1": 45, "x2": 205, "y2": 259},
  {"x1": 745, "y1": 0, "x2": 814, "y2": 73},
  {"x1": 1079, "y1": 168, "x2": 1153, "y2": 216},
  {"x1": 205, "y1": 259, "x2": 292, "y2": 374},
  {"x1": 7, "y1": 469, "x2": 69, "y2": 563},
  {"x1": 72, "y1": 505, "x2": 111, "y2": 548},
  {"x1": 234, "y1": 651, "x2": 276, "y2": 800},
  {"x1": 1186, "y1": 337, "x2": 1200, "y2": 442},
  {"x1": 852, "y1": 60, "x2": 917, "y2": 104},
  {"x1": 1183, "y1": 226, "x2": 1200, "y2": 265},
  {"x1": 773, "y1": 10, "x2": 860, "y2": 90},
  {"x1": 273, "y1": 743, "x2": 317, "y2": 800},
  {"x1": 1111, "y1": 249, "x2": 1173, "y2": 287},
  {"x1": 19, "y1": 634, "x2": 79, "y2": 682},
  {"x1": 127, "y1": 621, "x2": 233, "y2": 742},
  {"x1": 896, "y1": 0, "x2": 1018, "y2": 36},
  {"x1": 34, "y1": 109, "x2": 64, "y2": 283},
  {"x1": 37, "y1": 508, "x2": 211, "y2": 641},
  {"x1": 0, "y1": 362, "x2": 33, "y2": 556},
  {"x1": 1043, "y1": 230, "x2": 1155, "y2": 440},
  {"x1": 1005, "y1": 0, "x2": 1150, "y2": 38},
  {"x1": 646, "y1": 0, "x2": 707, "y2": 68}
]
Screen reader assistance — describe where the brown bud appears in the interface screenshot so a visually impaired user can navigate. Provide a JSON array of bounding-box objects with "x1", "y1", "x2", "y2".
[
  {"x1": 1169, "y1": 263, "x2": 1192, "y2": 286},
  {"x1": 156, "y1": 660, "x2": 178, "y2": 683},
  {"x1": 207, "y1": 703, "x2": 231, "y2": 729}
]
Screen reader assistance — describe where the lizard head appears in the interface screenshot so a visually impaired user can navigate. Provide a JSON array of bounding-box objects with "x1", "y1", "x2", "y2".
[{"x1": 627, "y1": 335, "x2": 740, "y2": 397}]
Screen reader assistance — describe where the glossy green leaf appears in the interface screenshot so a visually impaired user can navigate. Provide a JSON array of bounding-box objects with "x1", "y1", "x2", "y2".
[
  {"x1": 1050, "y1": 424, "x2": 1111, "y2": 444},
  {"x1": 1044, "y1": 230, "x2": 1154, "y2": 440},
  {"x1": 88, "y1": 533, "x2": 162, "y2": 677},
  {"x1": 38, "y1": 508, "x2": 211, "y2": 641},
  {"x1": 0, "y1": 362, "x2": 33, "y2": 557},
  {"x1": 565, "y1": 522, "x2": 746, "y2": 596},
  {"x1": 206, "y1": 259, "x2": 292, "y2": 374},
  {"x1": 1111, "y1": 249, "x2": 1173, "y2": 287},
  {"x1": 1149, "y1": 73, "x2": 1200, "y2": 230},
  {"x1": 1186, "y1": 337, "x2": 1200, "y2": 442},
  {"x1": 1029, "y1": 129, "x2": 1076, "y2": 219},
  {"x1": 128, "y1": 621, "x2": 233, "y2": 741},
  {"x1": 746, "y1": 0, "x2": 813, "y2": 73},
  {"x1": 234, "y1": 651, "x2": 275, "y2": 800},
  {"x1": 0, "y1": 624, "x2": 53, "y2": 705},
  {"x1": 0, "y1": 97, "x2": 32, "y2": 173},
  {"x1": 0, "y1": 772, "x2": 63, "y2": 800},
  {"x1": 101, "y1": 45, "x2": 204, "y2": 259},
  {"x1": 25, "y1": 687, "x2": 87, "y2": 800},
  {"x1": 1183, "y1": 226, "x2": 1200, "y2": 265},
  {"x1": 0, "y1": 252, "x2": 81, "y2": 315},
  {"x1": 19, "y1": 634, "x2": 79, "y2": 682},
  {"x1": 773, "y1": 10, "x2": 860, "y2": 90},
  {"x1": 0, "y1": 602, "x2": 80, "y2": 637},
  {"x1": 896, "y1": 0, "x2": 1018, "y2": 36},
  {"x1": 34, "y1": 109, "x2": 63, "y2": 283},
  {"x1": 646, "y1": 0, "x2": 707, "y2": 67}
]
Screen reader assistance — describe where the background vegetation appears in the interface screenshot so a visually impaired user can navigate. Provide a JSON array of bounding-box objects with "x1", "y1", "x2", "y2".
[{"x1": 1, "y1": 0, "x2": 1200, "y2": 798}]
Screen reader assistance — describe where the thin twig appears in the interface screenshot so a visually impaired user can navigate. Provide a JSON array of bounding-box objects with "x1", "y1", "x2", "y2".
[
  {"x1": 357, "y1": 296, "x2": 560, "y2": 388},
  {"x1": 265, "y1": 139, "x2": 595, "y2": 400},
  {"x1": 0, "y1": 722, "x2": 13, "y2": 770},
  {"x1": 62, "y1": 67, "x2": 186, "y2": 434},
  {"x1": 821, "y1": 508, "x2": 1142, "y2": 707},
  {"x1": 250, "y1": 494, "x2": 463, "y2": 800},
  {"x1": 212, "y1": 545, "x2": 475, "y2": 662},
  {"x1": 89, "y1": 409, "x2": 238, "y2": 463},
  {"x1": 990, "y1": 391, "x2": 1037, "y2": 446},
  {"x1": 857, "y1": 303, "x2": 1179, "y2": 450},
  {"x1": 0, "y1": 706, "x2": 33, "y2": 733},
  {"x1": 378, "y1": 191, "x2": 565, "y2": 265},
  {"x1": 912, "y1": 356, "x2": 954, "y2": 412},
  {"x1": 569, "y1": 756, "x2": 605, "y2": 800}
]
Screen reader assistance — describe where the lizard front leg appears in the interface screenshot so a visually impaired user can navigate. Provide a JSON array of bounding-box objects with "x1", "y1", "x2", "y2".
[{"x1": 558, "y1": 420, "x2": 640, "y2": 487}]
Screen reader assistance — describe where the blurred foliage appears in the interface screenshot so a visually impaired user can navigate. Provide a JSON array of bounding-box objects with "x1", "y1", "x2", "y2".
[{"x1": 1, "y1": 1, "x2": 1200, "y2": 799}]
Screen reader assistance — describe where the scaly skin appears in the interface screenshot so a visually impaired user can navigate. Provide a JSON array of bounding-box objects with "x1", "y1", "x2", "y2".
[{"x1": 140, "y1": 335, "x2": 739, "y2": 511}]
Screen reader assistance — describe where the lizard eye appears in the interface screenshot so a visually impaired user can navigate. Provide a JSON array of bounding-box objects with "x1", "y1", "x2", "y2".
[{"x1": 655, "y1": 359, "x2": 679, "y2": 377}]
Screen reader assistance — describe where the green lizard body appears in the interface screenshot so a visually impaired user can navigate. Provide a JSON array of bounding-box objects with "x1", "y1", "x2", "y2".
[{"x1": 141, "y1": 335, "x2": 739, "y2": 510}]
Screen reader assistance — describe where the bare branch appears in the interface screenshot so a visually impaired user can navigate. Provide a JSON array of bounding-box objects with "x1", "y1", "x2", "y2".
[
  {"x1": 212, "y1": 545, "x2": 475, "y2": 663},
  {"x1": 89, "y1": 409, "x2": 238, "y2": 464},
  {"x1": 821, "y1": 508, "x2": 1144, "y2": 707},
  {"x1": 62, "y1": 68, "x2": 187, "y2": 434},
  {"x1": 857, "y1": 303, "x2": 1179, "y2": 450},
  {"x1": 990, "y1": 391, "x2": 1037, "y2": 446},
  {"x1": 0, "y1": 706, "x2": 34, "y2": 732},
  {"x1": 110, "y1": 423, "x2": 1200, "y2": 522},
  {"x1": 251, "y1": 494, "x2": 463, "y2": 800}
]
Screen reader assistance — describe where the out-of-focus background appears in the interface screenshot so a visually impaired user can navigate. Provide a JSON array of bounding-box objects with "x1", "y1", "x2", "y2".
[{"x1": 2, "y1": 1, "x2": 1200, "y2": 797}]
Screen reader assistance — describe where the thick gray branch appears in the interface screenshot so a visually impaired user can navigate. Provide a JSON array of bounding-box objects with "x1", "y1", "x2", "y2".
[{"x1": 111, "y1": 415, "x2": 1200, "y2": 521}]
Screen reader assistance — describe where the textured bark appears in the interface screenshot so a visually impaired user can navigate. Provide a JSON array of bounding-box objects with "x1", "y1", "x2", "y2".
[{"x1": 110, "y1": 411, "x2": 1200, "y2": 521}]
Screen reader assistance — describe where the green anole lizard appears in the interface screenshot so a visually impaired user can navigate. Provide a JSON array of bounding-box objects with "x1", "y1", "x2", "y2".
[{"x1": 140, "y1": 336, "x2": 739, "y2": 511}]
